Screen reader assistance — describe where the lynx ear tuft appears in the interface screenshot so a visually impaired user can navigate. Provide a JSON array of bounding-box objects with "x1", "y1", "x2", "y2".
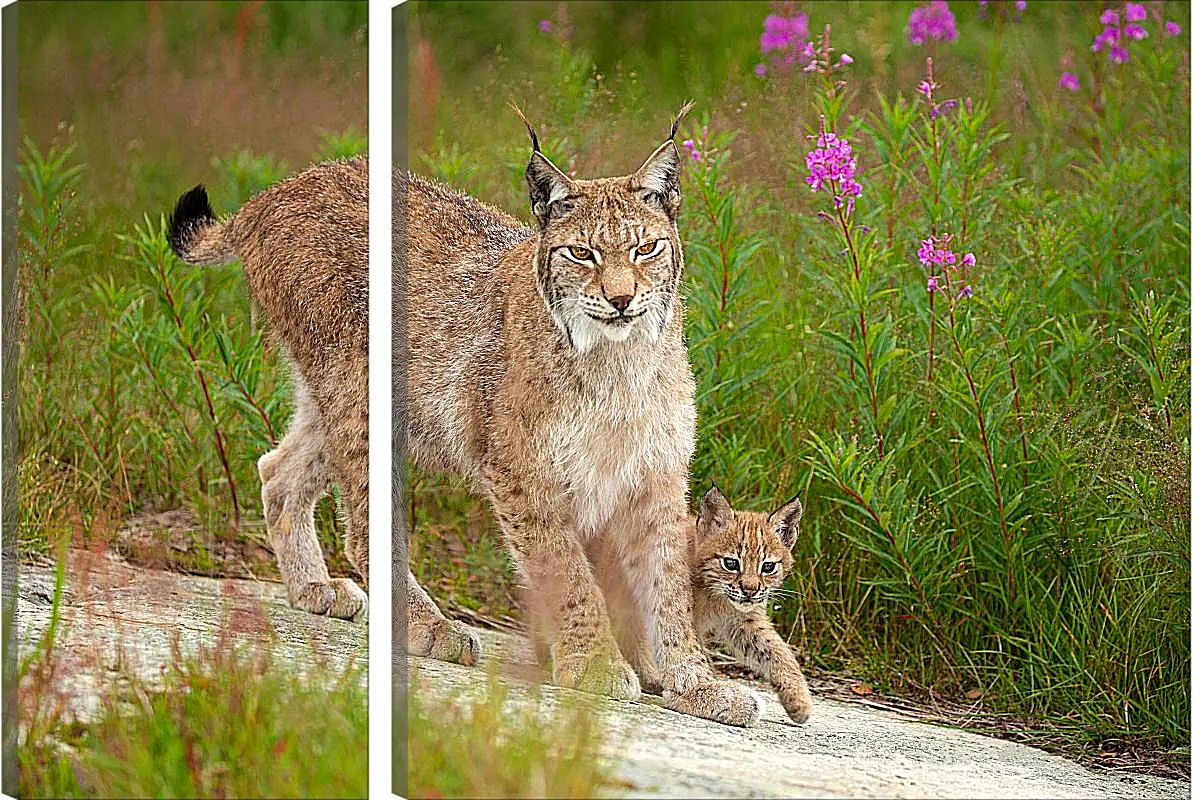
[
  {"x1": 697, "y1": 484, "x2": 734, "y2": 538},
  {"x1": 767, "y1": 493, "x2": 804, "y2": 551},
  {"x1": 510, "y1": 102, "x2": 541, "y2": 153},
  {"x1": 669, "y1": 100, "x2": 695, "y2": 141}
]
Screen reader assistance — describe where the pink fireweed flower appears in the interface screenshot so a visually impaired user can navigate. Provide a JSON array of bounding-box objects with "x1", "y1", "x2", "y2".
[
  {"x1": 1058, "y1": 71, "x2": 1080, "y2": 91},
  {"x1": 1124, "y1": 23, "x2": 1148, "y2": 40},
  {"x1": 928, "y1": 275, "x2": 941, "y2": 292},
  {"x1": 805, "y1": 121, "x2": 863, "y2": 214},
  {"x1": 681, "y1": 139, "x2": 703, "y2": 162},
  {"x1": 963, "y1": 252, "x2": 976, "y2": 268},
  {"x1": 538, "y1": 19, "x2": 553, "y2": 34},
  {"x1": 957, "y1": 285, "x2": 973, "y2": 299},
  {"x1": 754, "y1": 63, "x2": 768, "y2": 77},
  {"x1": 908, "y1": 1, "x2": 958, "y2": 45},
  {"x1": 839, "y1": 53, "x2": 854, "y2": 65},
  {"x1": 1100, "y1": 8, "x2": 1121, "y2": 26},
  {"x1": 758, "y1": 12, "x2": 813, "y2": 74},
  {"x1": 1110, "y1": 45, "x2": 1130, "y2": 63},
  {"x1": 1165, "y1": 20, "x2": 1181, "y2": 36},
  {"x1": 1124, "y1": 2, "x2": 1147, "y2": 22}
]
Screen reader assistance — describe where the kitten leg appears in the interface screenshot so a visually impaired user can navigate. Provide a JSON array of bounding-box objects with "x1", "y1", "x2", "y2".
[
  {"x1": 613, "y1": 476, "x2": 762, "y2": 726},
  {"x1": 259, "y1": 385, "x2": 367, "y2": 622},
  {"x1": 406, "y1": 569, "x2": 482, "y2": 666},
  {"x1": 718, "y1": 611, "x2": 814, "y2": 724},
  {"x1": 485, "y1": 471, "x2": 639, "y2": 701}
]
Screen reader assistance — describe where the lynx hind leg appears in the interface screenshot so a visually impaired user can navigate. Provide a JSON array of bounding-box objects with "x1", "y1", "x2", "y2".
[
  {"x1": 406, "y1": 571, "x2": 481, "y2": 666},
  {"x1": 259, "y1": 388, "x2": 367, "y2": 623},
  {"x1": 665, "y1": 680, "x2": 765, "y2": 728}
]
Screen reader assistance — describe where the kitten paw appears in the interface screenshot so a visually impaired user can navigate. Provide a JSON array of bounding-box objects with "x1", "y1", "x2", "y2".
[
  {"x1": 291, "y1": 579, "x2": 368, "y2": 622},
  {"x1": 409, "y1": 618, "x2": 482, "y2": 666},
  {"x1": 553, "y1": 651, "x2": 641, "y2": 701},
  {"x1": 666, "y1": 680, "x2": 764, "y2": 728}
]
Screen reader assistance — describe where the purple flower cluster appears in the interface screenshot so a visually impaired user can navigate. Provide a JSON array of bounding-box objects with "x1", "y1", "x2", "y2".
[
  {"x1": 1060, "y1": 2, "x2": 1182, "y2": 89},
  {"x1": 681, "y1": 138, "x2": 703, "y2": 162},
  {"x1": 806, "y1": 127, "x2": 862, "y2": 213},
  {"x1": 756, "y1": 13, "x2": 811, "y2": 74},
  {"x1": 908, "y1": 1, "x2": 958, "y2": 45},
  {"x1": 920, "y1": 235, "x2": 975, "y2": 301}
]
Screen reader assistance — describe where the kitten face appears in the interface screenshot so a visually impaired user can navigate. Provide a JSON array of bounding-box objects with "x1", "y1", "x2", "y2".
[{"x1": 693, "y1": 486, "x2": 803, "y2": 613}]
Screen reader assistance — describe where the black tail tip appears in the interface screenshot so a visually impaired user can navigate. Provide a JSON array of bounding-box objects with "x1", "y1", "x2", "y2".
[{"x1": 167, "y1": 185, "x2": 215, "y2": 256}]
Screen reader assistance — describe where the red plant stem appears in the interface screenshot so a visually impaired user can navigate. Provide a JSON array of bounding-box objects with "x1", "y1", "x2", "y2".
[
  {"x1": 833, "y1": 474, "x2": 953, "y2": 667},
  {"x1": 155, "y1": 256, "x2": 241, "y2": 529},
  {"x1": 947, "y1": 307, "x2": 1015, "y2": 605},
  {"x1": 835, "y1": 204, "x2": 883, "y2": 458}
]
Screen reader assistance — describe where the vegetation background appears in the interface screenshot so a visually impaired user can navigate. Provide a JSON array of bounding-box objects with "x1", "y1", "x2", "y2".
[
  {"x1": 404, "y1": 0, "x2": 1190, "y2": 780},
  {"x1": 17, "y1": 2, "x2": 368, "y2": 796}
]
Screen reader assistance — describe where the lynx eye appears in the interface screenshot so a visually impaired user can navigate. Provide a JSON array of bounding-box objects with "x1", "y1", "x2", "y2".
[
  {"x1": 720, "y1": 556, "x2": 741, "y2": 572},
  {"x1": 631, "y1": 239, "x2": 664, "y2": 259},
  {"x1": 564, "y1": 245, "x2": 595, "y2": 263},
  {"x1": 760, "y1": 561, "x2": 778, "y2": 575}
]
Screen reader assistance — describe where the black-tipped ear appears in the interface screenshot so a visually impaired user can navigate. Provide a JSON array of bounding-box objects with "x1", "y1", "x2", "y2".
[
  {"x1": 525, "y1": 151, "x2": 575, "y2": 228},
  {"x1": 697, "y1": 484, "x2": 734, "y2": 539},
  {"x1": 510, "y1": 102, "x2": 541, "y2": 153},
  {"x1": 669, "y1": 100, "x2": 695, "y2": 141},
  {"x1": 767, "y1": 493, "x2": 804, "y2": 551},
  {"x1": 630, "y1": 139, "x2": 683, "y2": 219}
]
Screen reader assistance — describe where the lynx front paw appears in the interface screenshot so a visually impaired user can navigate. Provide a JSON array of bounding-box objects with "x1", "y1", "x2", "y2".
[
  {"x1": 659, "y1": 652, "x2": 714, "y2": 697},
  {"x1": 666, "y1": 680, "x2": 765, "y2": 728},
  {"x1": 409, "y1": 618, "x2": 482, "y2": 666},
  {"x1": 553, "y1": 650, "x2": 641, "y2": 701},
  {"x1": 291, "y1": 579, "x2": 368, "y2": 622}
]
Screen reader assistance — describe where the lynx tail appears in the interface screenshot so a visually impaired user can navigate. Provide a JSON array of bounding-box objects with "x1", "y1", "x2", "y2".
[{"x1": 167, "y1": 185, "x2": 236, "y2": 266}]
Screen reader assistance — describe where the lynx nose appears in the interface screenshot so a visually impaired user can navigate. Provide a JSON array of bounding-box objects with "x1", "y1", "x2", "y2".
[{"x1": 608, "y1": 294, "x2": 634, "y2": 313}]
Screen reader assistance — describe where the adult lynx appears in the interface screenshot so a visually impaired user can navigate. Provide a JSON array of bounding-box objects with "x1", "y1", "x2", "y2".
[
  {"x1": 401, "y1": 105, "x2": 762, "y2": 726},
  {"x1": 168, "y1": 158, "x2": 369, "y2": 623}
]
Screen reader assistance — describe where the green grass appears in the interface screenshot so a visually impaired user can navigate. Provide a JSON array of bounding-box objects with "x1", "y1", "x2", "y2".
[
  {"x1": 404, "y1": 667, "x2": 613, "y2": 798},
  {"x1": 406, "y1": 0, "x2": 1190, "y2": 769}
]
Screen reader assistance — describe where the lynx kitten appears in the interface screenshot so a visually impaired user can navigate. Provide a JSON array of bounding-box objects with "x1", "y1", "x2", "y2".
[
  {"x1": 401, "y1": 104, "x2": 761, "y2": 726},
  {"x1": 592, "y1": 485, "x2": 813, "y2": 723}
]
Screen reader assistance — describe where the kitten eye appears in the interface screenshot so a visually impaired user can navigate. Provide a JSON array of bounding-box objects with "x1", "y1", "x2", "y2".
[
  {"x1": 633, "y1": 240, "x2": 663, "y2": 258},
  {"x1": 760, "y1": 561, "x2": 778, "y2": 575},
  {"x1": 721, "y1": 556, "x2": 740, "y2": 572},
  {"x1": 565, "y1": 245, "x2": 594, "y2": 262}
]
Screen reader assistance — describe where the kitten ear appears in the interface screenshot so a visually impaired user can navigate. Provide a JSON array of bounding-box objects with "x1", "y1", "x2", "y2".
[
  {"x1": 767, "y1": 493, "x2": 804, "y2": 550},
  {"x1": 697, "y1": 484, "x2": 734, "y2": 538},
  {"x1": 629, "y1": 139, "x2": 683, "y2": 219},
  {"x1": 512, "y1": 103, "x2": 575, "y2": 227}
]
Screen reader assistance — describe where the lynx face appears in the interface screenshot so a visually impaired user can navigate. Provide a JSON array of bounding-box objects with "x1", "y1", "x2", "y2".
[
  {"x1": 526, "y1": 140, "x2": 685, "y2": 354},
  {"x1": 693, "y1": 486, "x2": 803, "y2": 613}
]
